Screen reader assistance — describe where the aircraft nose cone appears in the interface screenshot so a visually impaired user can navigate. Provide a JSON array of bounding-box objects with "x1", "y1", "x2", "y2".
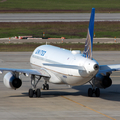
[{"x1": 94, "y1": 64, "x2": 99, "y2": 70}]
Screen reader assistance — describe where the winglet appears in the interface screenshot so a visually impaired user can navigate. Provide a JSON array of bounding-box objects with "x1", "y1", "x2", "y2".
[{"x1": 83, "y1": 8, "x2": 95, "y2": 59}]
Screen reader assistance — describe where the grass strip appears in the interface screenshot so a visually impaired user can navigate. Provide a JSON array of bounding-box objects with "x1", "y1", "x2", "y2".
[
  {"x1": 0, "y1": 0, "x2": 120, "y2": 13},
  {"x1": 0, "y1": 22, "x2": 120, "y2": 39}
]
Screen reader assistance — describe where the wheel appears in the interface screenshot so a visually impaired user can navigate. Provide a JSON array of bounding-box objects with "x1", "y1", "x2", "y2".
[
  {"x1": 95, "y1": 88, "x2": 100, "y2": 97},
  {"x1": 29, "y1": 89, "x2": 34, "y2": 98},
  {"x1": 46, "y1": 84, "x2": 49, "y2": 90},
  {"x1": 42, "y1": 84, "x2": 45, "y2": 90},
  {"x1": 88, "y1": 88, "x2": 93, "y2": 97},
  {"x1": 36, "y1": 89, "x2": 41, "y2": 97}
]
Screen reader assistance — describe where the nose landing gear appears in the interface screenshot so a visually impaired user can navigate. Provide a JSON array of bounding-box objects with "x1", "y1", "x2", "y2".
[{"x1": 42, "y1": 81, "x2": 49, "y2": 90}]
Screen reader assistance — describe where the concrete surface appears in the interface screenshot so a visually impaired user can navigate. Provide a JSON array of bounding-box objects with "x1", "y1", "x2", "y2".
[
  {"x1": 0, "y1": 52, "x2": 120, "y2": 120},
  {"x1": 0, "y1": 13, "x2": 120, "y2": 22},
  {"x1": 0, "y1": 38, "x2": 119, "y2": 43}
]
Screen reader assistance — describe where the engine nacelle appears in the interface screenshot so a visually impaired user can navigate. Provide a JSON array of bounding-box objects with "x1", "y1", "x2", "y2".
[
  {"x1": 92, "y1": 74, "x2": 112, "y2": 89},
  {"x1": 3, "y1": 72, "x2": 22, "y2": 90}
]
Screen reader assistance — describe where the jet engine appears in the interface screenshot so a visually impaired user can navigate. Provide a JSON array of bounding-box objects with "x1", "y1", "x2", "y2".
[
  {"x1": 3, "y1": 72, "x2": 22, "y2": 90},
  {"x1": 92, "y1": 73, "x2": 112, "y2": 89}
]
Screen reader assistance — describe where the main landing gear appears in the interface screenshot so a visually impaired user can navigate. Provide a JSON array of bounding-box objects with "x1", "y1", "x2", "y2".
[
  {"x1": 88, "y1": 82, "x2": 100, "y2": 97},
  {"x1": 28, "y1": 75, "x2": 41, "y2": 98}
]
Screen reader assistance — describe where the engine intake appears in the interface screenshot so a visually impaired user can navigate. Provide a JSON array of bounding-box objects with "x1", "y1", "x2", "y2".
[
  {"x1": 92, "y1": 73, "x2": 112, "y2": 89},
  {"x1": 3, "y1": 72, "x2": 22, "y2": 90}
]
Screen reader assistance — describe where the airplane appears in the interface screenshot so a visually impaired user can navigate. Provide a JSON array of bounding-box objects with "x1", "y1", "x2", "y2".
[{"x1": 1, "y1": 8, "x2": 120, "y2": 98}]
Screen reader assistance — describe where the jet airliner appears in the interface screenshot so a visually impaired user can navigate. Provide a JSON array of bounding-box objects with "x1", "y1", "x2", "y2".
[{"x1": 1, "y1": 8, "x2": 120, "y2": 98}]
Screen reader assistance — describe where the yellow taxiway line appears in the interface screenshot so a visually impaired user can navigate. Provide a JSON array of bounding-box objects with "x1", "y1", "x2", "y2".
[{"x1": 61, "y1": 96, "x2": 116, "y2": 120}]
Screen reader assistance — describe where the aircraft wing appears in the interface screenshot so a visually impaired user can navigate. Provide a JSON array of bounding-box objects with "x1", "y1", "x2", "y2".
[
  {"x1": 0, "y1": 68, "x2": 50, "y2": 78},
  {"x1": 99, "y1": 64, "x2": 120, "y2": 75}
]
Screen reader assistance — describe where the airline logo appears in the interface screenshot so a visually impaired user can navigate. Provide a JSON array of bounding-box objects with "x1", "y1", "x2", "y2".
[
  {"x1": 83, "y1": 29, "x2": 92, "y2": 59},
  {"x1": 35, "y1": 49, "x2": 46, "y2": 56}
]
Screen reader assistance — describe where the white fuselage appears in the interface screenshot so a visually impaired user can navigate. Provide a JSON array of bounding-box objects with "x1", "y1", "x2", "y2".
[{"x1": 30, "y1": 45, "x2": 99, "y2": 86}]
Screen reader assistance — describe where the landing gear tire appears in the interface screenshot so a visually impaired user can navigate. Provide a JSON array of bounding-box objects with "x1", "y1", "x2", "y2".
[
  {"x1": 46, "y1": 84, "x2": 49, "y2": 90},
  {"x1": 42, "y1": 84, "x2": 45, "y2": 90},
  {"x1": 29, "y1": 75, "x2": 42, "y2": 98},
  {"x1": 42, "y1": 84, "x2": 49, "y2": 90},
  {"x1": 36, "y1": 89, "x2": 41, "y2": 97},
  {"x1": 88, "y1": 88, "x2": 93, "y2": 97},
  {"x1": 29, "y1": 88, "x2": 41, "y2": 98},
  {"x1": 95, "y1": 88, "x2": 100, "y2": 97},
  {"x1": 88, "y1": 88, "x2": 100, "y2": 97},
  {"x1": 29, "y1": 89, "x2": 34, "y2": 98}
]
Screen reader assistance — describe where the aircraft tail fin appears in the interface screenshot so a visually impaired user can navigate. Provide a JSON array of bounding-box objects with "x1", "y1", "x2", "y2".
[{"x1": 83, "y1": 8, "x2": 95, "y2": 59}]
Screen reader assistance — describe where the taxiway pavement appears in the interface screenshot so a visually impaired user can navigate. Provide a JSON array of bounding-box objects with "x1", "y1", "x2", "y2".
[
  {"x1": 0, "y1": 38, "x2": 120, "y2": 43},
  {"x1": 0, "y1": 52, "x2": 120, "y2": 120},
  {"x1": 0, "y1": 13, "x2": 120, "y2": 22}
]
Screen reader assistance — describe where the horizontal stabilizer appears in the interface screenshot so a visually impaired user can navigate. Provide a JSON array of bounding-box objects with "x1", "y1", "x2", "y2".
[{"x1": 97, "y1": 64, "x2": 120, "y2": 76}]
